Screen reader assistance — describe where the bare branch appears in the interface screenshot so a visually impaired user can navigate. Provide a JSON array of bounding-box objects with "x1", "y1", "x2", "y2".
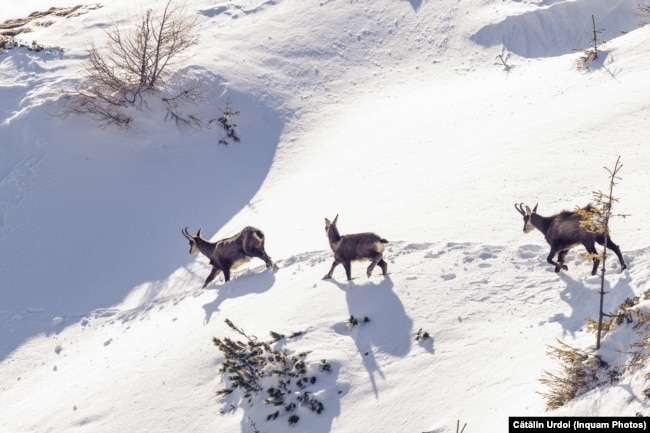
[{"x1": 58, "y1": 1, "x2": 199, "y2": 128}]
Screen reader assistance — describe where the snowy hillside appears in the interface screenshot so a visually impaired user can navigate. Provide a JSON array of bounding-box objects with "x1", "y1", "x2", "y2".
[{"x1": 1, "y1": 0, "x2": 650, "y2": 432}]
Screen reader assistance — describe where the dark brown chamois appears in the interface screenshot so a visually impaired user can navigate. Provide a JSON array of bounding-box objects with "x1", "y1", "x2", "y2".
[
  {"x1": 323, "y1": 214, "x2": 389, "y2": 281},
  {"x1": 515, "y1": 203, "x2": 627, "y2": 275},
  {"x1": 182, "y1": 226, "x2": 276, "y2": 288}
]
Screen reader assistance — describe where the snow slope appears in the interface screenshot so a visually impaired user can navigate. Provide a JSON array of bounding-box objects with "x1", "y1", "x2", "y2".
[{"x1": 1, "y1": 0, "x2": 650, "y2": 432}]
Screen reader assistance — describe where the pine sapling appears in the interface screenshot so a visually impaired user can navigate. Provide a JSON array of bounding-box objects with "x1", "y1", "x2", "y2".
[
  {"x1": 577, "y1": 156, "x2": 627, "y2": 349},
  {"x1": 575, "y1": 15, "x2": 605, "y2": 70},
  {"x1": 539, "y1": 339, "x2": 619, "y2": 410},
  {"x1": 346, "y1": 315, "x2": 370, "y2": 329},
  {"x1": 214, "y1": 318, "x2": 331, "y2": 427},
  {"x1": 416, "y1": 328, "x2": 431, "y2": 341},
  {"x1": 210, "y1": 97, "x2": 241, "y2": 145}
]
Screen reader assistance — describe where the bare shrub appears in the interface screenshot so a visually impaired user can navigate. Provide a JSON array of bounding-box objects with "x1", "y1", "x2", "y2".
[
  {"x1": 60, "y1": 0, "x2": 198, "y2": 128},
  {"x1": 639, "y1": 4, "x2": 650, "y2": 24},
  {"x1": 162, "y1": 82, "x2": 204, "y2": 130}
]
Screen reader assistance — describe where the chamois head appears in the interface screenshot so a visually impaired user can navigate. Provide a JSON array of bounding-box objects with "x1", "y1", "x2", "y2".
[
  {"x1": 325, "y1": 214, "x2": 339, "y2": 235},
  {"x1": 182, "y1": 227, "x2": 202, "y2": 255},
  {"x1": 514, "y1": 203, "x2": 537, "y2": 234}
]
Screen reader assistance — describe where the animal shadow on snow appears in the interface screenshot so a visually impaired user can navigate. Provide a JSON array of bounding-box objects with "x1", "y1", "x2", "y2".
[
  {"x1": 406, "y1": 0, "x2": 423, "y2": 11},
  {"x1": 330, "y1": 276, "x2": 414, "y2": 397},
  {"x1": 552, "y1": 269, "x2": 634, "y2": 338},
  {"x1": 202, "y1": 267, "x2": 276, "y2": 324}
]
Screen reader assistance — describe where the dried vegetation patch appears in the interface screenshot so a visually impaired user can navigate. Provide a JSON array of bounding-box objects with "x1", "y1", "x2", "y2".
[{"x1": 1, "y1": 4, "x2": 102, "y2": 48}]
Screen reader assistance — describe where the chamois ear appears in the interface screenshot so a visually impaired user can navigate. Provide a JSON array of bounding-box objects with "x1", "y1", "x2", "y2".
[
  {"x1": 333, "y1": 214, "x2": 339, "y2": 225},
  {"x1": 533, "y1": 203, "x2": 538, "y2": 213},
  {"x1": 196, "y1": 228, "x2": 202, "y2": 238}
]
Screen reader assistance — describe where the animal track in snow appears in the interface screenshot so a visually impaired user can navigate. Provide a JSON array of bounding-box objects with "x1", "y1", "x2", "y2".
[
  {"x1": 0, "y1": 145, "x2": 47, "y2": 227},
  {"x1": 517, "y1": 244, "x2": 543, "y2": 259},
  {"x1": 403, "y1": 242, "x2": 433, "y2": 251},
  {"x1": 200, "y1": 0, "x2": 283, "y2": 19}
]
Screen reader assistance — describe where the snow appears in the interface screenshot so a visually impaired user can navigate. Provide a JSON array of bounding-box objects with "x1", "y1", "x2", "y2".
[{"x1": 1, "y1": 0, "x2": 650, "y2": 432}]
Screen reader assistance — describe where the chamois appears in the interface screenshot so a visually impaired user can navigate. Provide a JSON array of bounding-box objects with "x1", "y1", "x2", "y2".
[
  {"x1": 182, "y1": 226, "x2": 276, "y2": 288},
  {"x1": 515, "y1": 203, "x2": 627, "y2": 275},
  {"x1": 323, "y1": 215, "x2": 389, "y2": 281}
]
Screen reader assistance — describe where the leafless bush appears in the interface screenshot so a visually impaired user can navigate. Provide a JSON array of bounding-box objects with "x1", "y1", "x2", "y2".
[
  {"x1": 60, "y1": 0, "x2": 198, "y2": 128},
  {"x1": 639, "y1": 4, "x2": 650, "y2": 23}
]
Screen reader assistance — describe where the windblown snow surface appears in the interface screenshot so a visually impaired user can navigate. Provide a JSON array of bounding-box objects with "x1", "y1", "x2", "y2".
[{"x1": 1, "y1": 0, "x2": 650, "y2": 432}]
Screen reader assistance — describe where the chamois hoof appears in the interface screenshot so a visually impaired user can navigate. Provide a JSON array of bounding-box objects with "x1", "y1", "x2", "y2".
[{"x1": 322, "y1": 274, "x2": 332, "y2": 280}]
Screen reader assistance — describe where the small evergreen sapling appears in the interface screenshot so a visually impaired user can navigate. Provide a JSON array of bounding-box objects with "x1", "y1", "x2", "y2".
[
  {"x1": 577, "y1": 156, "x2": 627, "y2": 349},
  {"x1": 496, "y1": 53, "x2": 511, "y2": 72},
  {"x1": 210, "y1": 97, "x2": 241, "y2": 145},
  {"x1": 540, "y1": 157, "x2": 629, "y2": 409},
  {"x1": 247, "y1": 416, "x2": 261, "y2": 433},
  {"x1": 213, "y1": 318, "x2": 332, "y2": 427},
  {"x1": 539, "y1": 340, "x2": 620, "y2": 410},
  {"x1": 415, "y1": 328, "x2": 431, "y2": 341},
  {"x1": 346, "y1": 315, "x2": 370, "y2": 329},
  {"x1": 541, "y1": 289, "x2": 650, "y2": 410},
  {"x1": 575, "y1": 15, "x2": 605, "y2": 70}
]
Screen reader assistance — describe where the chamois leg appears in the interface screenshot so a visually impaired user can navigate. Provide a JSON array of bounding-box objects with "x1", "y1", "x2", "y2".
[
  {"x1": 557, "y1": 249, "x2": 571, "y2": 272},
  {"x1": 598, "y1": 235, "x2": 627, "y2": 272},
  {"x1": 547, "y1": 248, "x2": 568, "y2": 273},
  {"x1": 246, "y1": 247, "x2": 277, "y2": 270},
  {"x1": 203, "y1": 266, "x2": 221, "y2": 288},
  {"x1": 366, "y1": 253, "x2": 383, "y2": 277},
  {"x1": 378, "y1": 258, "x2": 388, "y2": 275},
  {"x1": 590, "y1": 258, "x2": 601, "y2": 276},
  {"x1": 256, "y1": 250, "x2": 277, "y2": 270},
  {"x1": 222, "y1": 267, "x2": 232, "y2": 283},
  {"x1": 583, "y1": 242, "x2": 601, "y2": 276},
  {"x1": 366, "y1": 257, "x2": 377, "y2": 277},
  {"x1": 323, "y1": 260, "x2": 340, "y2": 280},
  {"x1": 343, "y1": 261, "x2": 353, "y2": 281}
]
